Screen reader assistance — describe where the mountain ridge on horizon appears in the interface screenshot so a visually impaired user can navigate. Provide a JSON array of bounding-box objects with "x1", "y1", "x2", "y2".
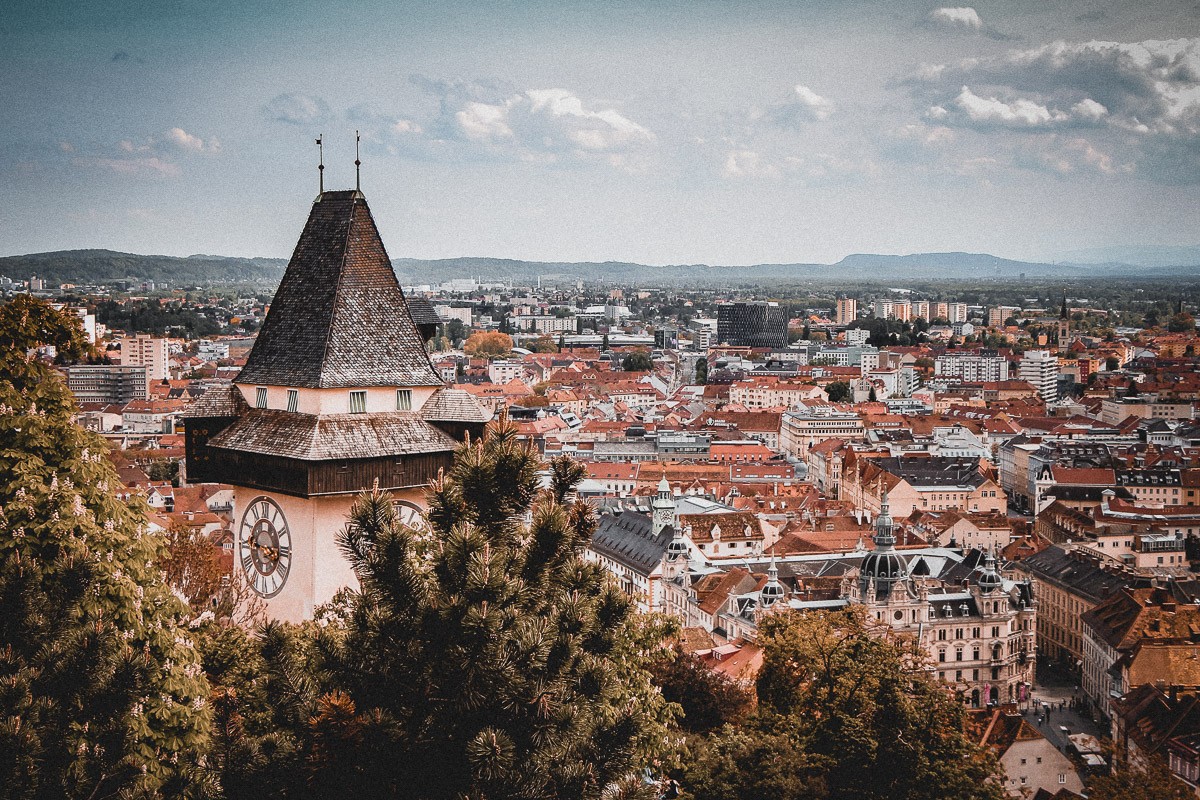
[{"x1": 4, "y1": 247, "x2": 1200, "y2": 288}]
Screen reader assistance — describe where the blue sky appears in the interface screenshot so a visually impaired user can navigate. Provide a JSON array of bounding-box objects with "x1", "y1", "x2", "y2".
[{"x1": 2, "y1": 0, "x2": 1198, "y2": 265}]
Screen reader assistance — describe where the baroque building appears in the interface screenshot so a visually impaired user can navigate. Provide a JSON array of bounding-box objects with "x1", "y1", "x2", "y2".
[{"x1": 848, "y1": 493, "x2": 1038, "y2": 706}]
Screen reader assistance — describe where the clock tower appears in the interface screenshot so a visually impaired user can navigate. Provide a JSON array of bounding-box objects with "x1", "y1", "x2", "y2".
[{"x1": 183, "y1": 188, "x2": 490, "y2": 621}]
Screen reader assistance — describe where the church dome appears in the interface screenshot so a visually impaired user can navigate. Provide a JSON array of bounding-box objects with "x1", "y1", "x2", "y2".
[
  {"x1": 760, "y1": 579, "x2": 785, "y2": 605},
  {"x1": 666, "y1": 532, "x2": 689, "y2": 560},
  {"x1": 860, "y1": 549, "x2": 908, "y2": 581},
  {"x1": 977, "y1": 551, "x2": 1003, "y2": 594},
  {"x1": 761, "y1": 557, "x2": 785, "y2": 606}
]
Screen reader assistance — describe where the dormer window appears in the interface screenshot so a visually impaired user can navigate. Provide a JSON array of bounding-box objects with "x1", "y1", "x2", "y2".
[
  {"x1": 287, "y1": 389, "x2": 298, "y2": 413},
  {"x1": 255, "y1": 387, "x2": 267, "y2": 408},
  {"x1": 349, "y1": 391, "x2": 367, "y2": 414},
  {"x1": 396, "y1": 389, "x2": 412, "y2": 411}
]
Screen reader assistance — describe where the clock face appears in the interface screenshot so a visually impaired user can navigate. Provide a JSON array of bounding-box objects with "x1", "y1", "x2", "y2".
[
  {"x1": 239, "y1": 496, "x2": 291, "y2": 598},
  {"x1": 393, "y1": 500, "x2": 431, "y2": 534}
]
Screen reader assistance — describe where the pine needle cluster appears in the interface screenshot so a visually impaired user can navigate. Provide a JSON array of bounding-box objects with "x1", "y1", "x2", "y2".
[{"x1": 250, "y1": 418, "x2": 676, "y2": 799}]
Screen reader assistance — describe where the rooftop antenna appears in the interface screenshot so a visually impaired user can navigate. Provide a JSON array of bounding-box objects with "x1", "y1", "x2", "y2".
[
  {"x1": 355, "y1": 130, "x2": 362, "y2": 191},
  {"x1": 316, "y1": 134, "x2": 324, "y2": 194}
]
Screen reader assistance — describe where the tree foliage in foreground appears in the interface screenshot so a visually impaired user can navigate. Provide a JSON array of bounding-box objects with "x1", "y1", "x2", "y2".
[
  {"x1": 0, "y1": 296, "x2": 211, "y2": 798},
  {"x1": 681, "y1": 607, "x2": 1004, "y2": 800},
  {"x1": 1087, "y1": 755, "x2": 1193, "y2": 800},
  {"x1": 211, "y1": 420, "x2": 677, "y2": 799}
]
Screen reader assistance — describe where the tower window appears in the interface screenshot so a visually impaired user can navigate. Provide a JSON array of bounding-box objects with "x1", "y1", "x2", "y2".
[
  {"x1": 396, "y1": 389, "x2": 412, "y2": 411},
  {"x1": 255, "y1": 387, "x2": 267, "y2": 408},
  {"x1": 349, "y1": 391, "x2": 367, "y2": 413},
  {"x1": 287, "y1": 389, "x2": 298, "y2": 413}
]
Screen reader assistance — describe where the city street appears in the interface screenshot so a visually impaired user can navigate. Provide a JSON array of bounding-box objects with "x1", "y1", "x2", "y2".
[{"x1": 1026, "y1": 679, "x2": 1108, "y2": 755}]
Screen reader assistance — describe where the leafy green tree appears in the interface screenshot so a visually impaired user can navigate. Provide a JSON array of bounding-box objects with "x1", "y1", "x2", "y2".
[
  {"x1": 682, "y1": 715, "x2": 826, "y2": 800},
  {"x1": 147, "y1": 458, "x2": 180, "y2": 484},
  {"x1": 648, "y1": 652, "x2": 751, "y2": 735},
  {"x1": 695, "y1": 359, "x2": 708, "y2": 385},
  {"x1": 446, "y1": 318, "x2": 469, "y2": 347},
  {"x1": 750, "y1": 608, "x2": 1004, "y2": 800},
  {"x1": 825, "y1": 381, "x2": 851, "y2": 402},
  {"x1": 0, "y1": 296, "x2": 211, "y2": 798},
  {"x1": 1167, "y1": 312, "x2": 1196, "y2": 333},
  {"x1": 463, "y1": 331, "x2": 514, "y2": 359},
  {"x1": 1087, "y1": 756, "x2": 1192, "y2": 800},
  {"x1": 252, "y1": 419, "x2": 675, "y2": 799},
  {"x1": 622, "y1": 350, "x2": 653, "y2": 371}
]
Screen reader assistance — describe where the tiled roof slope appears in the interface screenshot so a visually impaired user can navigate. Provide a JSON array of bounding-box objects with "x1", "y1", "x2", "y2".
[
  {"x1": 237, "y1": 190, "x2": 443, "y2": 389},
  {"x1": 421, "y1": 388, "x2": 493, "y2": 423},
  {"x1": 180, "y1": 382, "x2": 247, "y2": 418},
  {"x1": 208, "y1": 409, "x2": 457, "y2": 461},
  {"x1": 590, "y1": 511, "x2": 673, "y2": 574}
]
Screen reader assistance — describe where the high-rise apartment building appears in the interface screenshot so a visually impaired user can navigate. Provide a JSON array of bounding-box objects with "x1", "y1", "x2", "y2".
[
  {"x1": 989, "y1": 306, "x2": 1020, "y2": 328},
  {"x1": 946, "y1": 303, "x2": 969, "y2": 323},
  {"x1": 914, "y1": 301, "x2": 931, "y2": 320},
  {"x1": 1019, "y1": 350, "x2": 1059, "y2": 404},
  {"x1": 836, "y1": 298, "x2": 858, "y2": 326},
  {"x1": 120, "y1": 334, "x2": 170, "y2": 382},
  {"x1": 716, "y1": 301, "x2": 788, "y2": 348},
  {"x1": 66, "y1": 364, "x2": 149, "y2": 404},
  {"x1": 935, "y1": 352, "x2": 1010, "y2": 383}
]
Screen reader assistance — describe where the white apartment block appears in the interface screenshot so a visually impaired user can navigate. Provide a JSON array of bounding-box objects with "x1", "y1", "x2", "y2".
[
  {"x1": 935, "y1": 353, "x2": 1010, "y2": 383},
  {"x1": 1019, "y1": 350, "x2": 1059, "y2": 404},
  {"x1": 120, "y1": 334, "x2": 170, "y2": 382},
  {"x1": 780, "y1": 410, "x2": 866, "y2": 457}
]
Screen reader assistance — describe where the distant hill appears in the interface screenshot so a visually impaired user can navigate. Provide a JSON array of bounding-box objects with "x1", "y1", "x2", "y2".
[
  {"x1": 1053, "y1": 244, "x2": 1200, "y2": 268},
  {"x1": 4, "y1": 248, "x2": 1200, "y2": 289},
  {"x1": 0, "y1": 249, "x2": 287, "y2": 287}
]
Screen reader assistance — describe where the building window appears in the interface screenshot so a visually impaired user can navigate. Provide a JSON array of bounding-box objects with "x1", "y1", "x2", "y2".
[
  {"x1": 349, "y1": 391, "x2": 367, "y2": 413},
  {"x1": 1058, "y1": 775, "x2": 1066, "y2": 784},
  {"x1": 255, "y1": 387, "x2": 267, "y2": 408},
  {"x1": 287, "y1": 389, "x2": 298, "y2": 413},
  {"x1": 397, "y1": 389, "x2": 412, "y2": 411}
]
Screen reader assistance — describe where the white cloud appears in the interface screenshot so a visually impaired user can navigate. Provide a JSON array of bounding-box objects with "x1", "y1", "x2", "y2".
[
  {"x1": 722, "y1": 149, "x2": 776, "y2": 178},
  {"x1": 390, "y1": 119, "x2": 422, "y2": 135},
  {"x1": 265, "y1": 93, "x2": 329, "y2": 125},
  {"x1": 455, "y1": 101, "x2": 514, "y2": 141},
  {"x1": 1071, "y1": 98, "x2": 1108, "y2": 122},
  {"x1": 929, "y1": 7, "x2": 983, "y2": 31},
  {"x1": 424, "y1": 83, "x2": 654, "y2": 166},
  {"x1": 165, "y1": 127, "x2": 219, "y2": 153},
  {"x1": 1018, "y1": 137, "x2": 1131, "y2": 176},
  {"x1": 765, "y1": 84, "x2": 834, "y2": 127},
  {"x1": 955, "y1": 85, "x2": 1067, "y2": 127},
  {"x1": 911, "y1": 37, "x2": 1200, "y2": 182},
  {"x1": 791, "y1": 85, "x2": 833, "y2": 120}
]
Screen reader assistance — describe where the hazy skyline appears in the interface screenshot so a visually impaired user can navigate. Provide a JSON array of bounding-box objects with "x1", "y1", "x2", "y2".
[{"x1": 2, "y1": 0, "x2": 1198, "y2": 266}]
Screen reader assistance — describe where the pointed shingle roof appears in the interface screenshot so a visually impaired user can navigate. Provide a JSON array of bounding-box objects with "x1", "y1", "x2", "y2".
[{"x1": 237, "y1": 190, "x2": 444, "y2": 389}]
